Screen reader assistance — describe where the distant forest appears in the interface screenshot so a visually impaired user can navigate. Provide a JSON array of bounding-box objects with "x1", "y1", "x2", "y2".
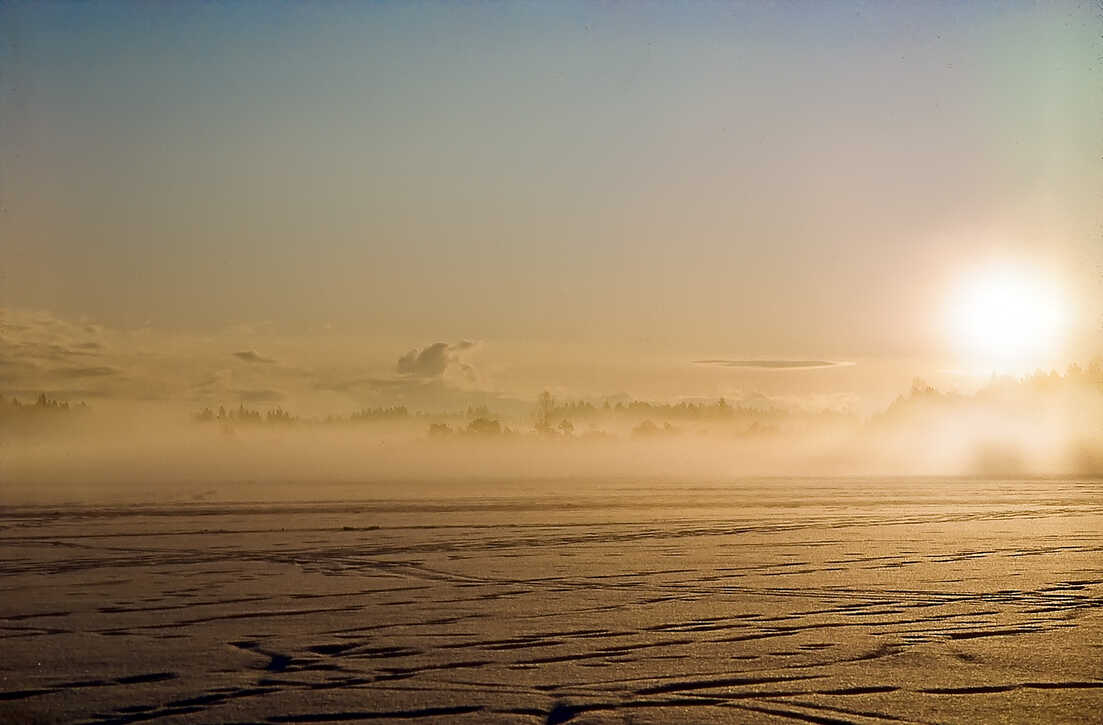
[
  {"x1": 179, "y1": 359, "x2": 1103, "y2": 440},
  {"x1": 5, "y1": 359, "x2": 1102, "y2": 441}
]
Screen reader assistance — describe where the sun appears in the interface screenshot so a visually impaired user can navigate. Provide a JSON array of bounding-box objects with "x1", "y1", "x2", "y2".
[{"x1": 948, "y1": 263, "x2": 1067, "y2": 369}]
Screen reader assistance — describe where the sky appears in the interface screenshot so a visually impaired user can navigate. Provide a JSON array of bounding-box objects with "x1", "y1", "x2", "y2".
[{"x1": 1, "y1": 0, "x2": 1101, "y2": 413}]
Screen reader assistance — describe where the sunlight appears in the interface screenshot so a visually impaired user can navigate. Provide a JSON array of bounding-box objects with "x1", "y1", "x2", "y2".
[{"x1": 949, "y1": 263, "x2": 1067, "y2": 369}]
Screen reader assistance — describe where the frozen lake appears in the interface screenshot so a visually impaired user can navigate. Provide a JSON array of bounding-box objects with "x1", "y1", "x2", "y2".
[{"x1": 2, "y1": 477, "x2": 1102, "y2": 723}]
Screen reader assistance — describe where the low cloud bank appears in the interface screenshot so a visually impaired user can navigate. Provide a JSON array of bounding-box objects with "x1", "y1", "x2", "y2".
[
  {"x1": 3, "y1": 365, "x2": 1102, "y2": 504},
  {"x1": 0, "y1": 309, "x2": 491, "y2": 414}
]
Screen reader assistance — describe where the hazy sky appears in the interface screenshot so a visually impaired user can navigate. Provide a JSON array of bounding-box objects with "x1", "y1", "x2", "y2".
[{"x1": 1, "y1": 1, "x2": 1101, "y2": 409}]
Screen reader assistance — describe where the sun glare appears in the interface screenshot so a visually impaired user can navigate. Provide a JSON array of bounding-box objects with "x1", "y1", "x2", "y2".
[{"x1": 949, "y1": 263, "x2": 1066, "y2": 369}]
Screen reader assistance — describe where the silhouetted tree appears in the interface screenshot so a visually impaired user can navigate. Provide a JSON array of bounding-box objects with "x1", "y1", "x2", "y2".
[
  {"x1": 467, "y1": 417, "x2": 501, "y2": 435},
  {"x1": 428, "y1": 422, "x2": 453, "y2": 437},
  {"x1": 535, "y1": 391, "x2": 555, "y2": 434}
]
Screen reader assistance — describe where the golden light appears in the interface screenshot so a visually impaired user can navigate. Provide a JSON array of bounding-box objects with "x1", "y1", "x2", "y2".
[{"x1": 948, "y1": 263, "x2": 1067, "y2": 368}]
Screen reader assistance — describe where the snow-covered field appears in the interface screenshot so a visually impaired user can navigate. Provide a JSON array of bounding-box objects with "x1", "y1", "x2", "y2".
[{"x1": 2, "y1": 478, "x2": 1102, "y2": 723}]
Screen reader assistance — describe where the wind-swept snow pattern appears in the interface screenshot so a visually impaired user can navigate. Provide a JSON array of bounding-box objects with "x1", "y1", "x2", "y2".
[{"x1": 2, "y1": 477, "x2": 1102, "y2": 723}]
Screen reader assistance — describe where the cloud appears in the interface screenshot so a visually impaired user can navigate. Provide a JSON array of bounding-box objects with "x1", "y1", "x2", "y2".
[
  {"x1": 397, "y1": 340, "x2": 477, "y2": 379},
  {"x1": 233, "y1": 350, "x2": 275, "y2": 364},
  {"x1": 0, "y1": 309, "x2": 486, "y2": 408},
  {"x1": 314, "y1": 376, "x2": 429, "y2": 394},
  {"x1": 693, "y1": 360, "x2": 854, "y2": 370},
  {"x1": 234, "y1": 389, "x2": 285, "y2": 403},
  {"x1": 7, "y1": 387, "x2": 118, "y2": 400},
  {"x1": 0, "y1": 357, "x2": 39, "y2": 374},
  {"x1": 51, "y1": 366, "x2": 119, "y2": 378},
  {"x1": 0, "y1": 309, "x2": 126, "y2": 398}
]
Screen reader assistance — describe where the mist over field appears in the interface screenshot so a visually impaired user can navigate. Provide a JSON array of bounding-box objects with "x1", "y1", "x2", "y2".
[{"x1": 4, "y1": 357, "x2": 1103, "y2": 504}]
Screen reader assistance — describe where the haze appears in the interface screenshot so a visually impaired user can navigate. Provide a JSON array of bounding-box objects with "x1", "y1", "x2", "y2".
[
  {"x1": 3, "y1": 1, "x2": 1100, "y2": 367},
  {"x1": 2, "y1": 5, "x2": 1103, "y2": 723}
]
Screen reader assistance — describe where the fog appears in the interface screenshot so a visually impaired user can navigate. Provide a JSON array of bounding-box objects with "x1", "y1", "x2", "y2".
[{"x1": 4, "y1": 364, "x2": 1101, "y2": 505}]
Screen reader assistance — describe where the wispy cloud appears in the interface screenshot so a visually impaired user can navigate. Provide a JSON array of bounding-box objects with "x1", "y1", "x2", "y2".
[
  {"x1": 314, "y1": 376, "x2": 433, "y2": 394},
  {"x1": 234, "y1": 388, "x2": 285, "y2": 403},
  {"x1": 693, "y1": 360, "x2": 854, "y2": 370},
  {"x1": 233, "y1": 350, "x2": 275, "y2": 364},
  {"x1": 51, "y1": 365, "x2": 119, "y2": 378}
]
